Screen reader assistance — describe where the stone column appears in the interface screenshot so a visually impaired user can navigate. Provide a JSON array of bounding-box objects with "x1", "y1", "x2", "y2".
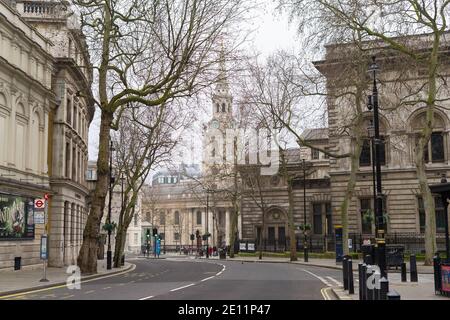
[
  {"x1": 48, "y1": 197, "x2": 64, "y2": 267},
  {"x1": 225, "y1": 209, "x2": 230, "y2": 245}
]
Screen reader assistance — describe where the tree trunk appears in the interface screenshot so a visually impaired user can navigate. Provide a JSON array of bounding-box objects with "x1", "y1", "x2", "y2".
[
  {"x1": 77, "y1": 111, "x2": 113, "y2": 274},
  {"x1": 229, "y1": 203, "x2": 239, "y2": 258},
  {"x1": 414, "y1": 108, "x2": 437, "y2": 266},
  {"x1": 113, "y1": 224, "x2": 126, "y2": 268},
  {"x1": 340, "y1": 134, "x2": 363, "y2": 256}
]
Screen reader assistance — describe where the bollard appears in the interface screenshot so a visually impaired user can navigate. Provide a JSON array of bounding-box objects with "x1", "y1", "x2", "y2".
[
  {"x1": 387, "y1": 290, "x2": 401, "y2": 300},
  {"x1": 361, "y1": 263, "x2": 367, "y2": 300},
  {"x1": 348, "y1": 259, "x2": 354, "y2": 294},
  {"x1": 379, "y1": 277, "x2": 389, "y2": 300},
  {"x1": 401, "y1": 262, "x2": 407, "y2": 282},
  {"x1": 410, "y1": 254, "x2": 418, "y2": 282},
  {"x1": 366, "y1": 268, "x2": 375, "y2": 300},
  {"x1": 358, "y1": 263, "x2": 363, "y2": 300},
  {"x1": 433, "y1": 253, "x2": 442, "y2": 294},
  {"x1": 343, "y1": 256, "x2": 349, "y2": 290}
]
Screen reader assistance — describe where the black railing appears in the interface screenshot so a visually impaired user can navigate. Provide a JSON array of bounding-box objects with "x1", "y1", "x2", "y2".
[{"x1": 247, "y1": 233, "x2": 448, "y2": 254}]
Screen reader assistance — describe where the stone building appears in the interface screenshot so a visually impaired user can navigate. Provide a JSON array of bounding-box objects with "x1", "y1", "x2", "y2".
[
  {"x1": 0, "y1": 0, "x2": 93, "y2": 269},
  {"x1": 238, "y1": 34, "x2": 450, "y2": 253}
]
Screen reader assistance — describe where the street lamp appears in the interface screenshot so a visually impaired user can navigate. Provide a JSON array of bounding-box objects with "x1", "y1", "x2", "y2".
[
  {"x1": 367, "y1": 56, "x2": 387, "y2": 278},
  {"x1": 107, "y1": 140, "x2": 116, "y2": 270},
  {"x1": 367, "y1": 119, "x2": 378, "y2": 229}
]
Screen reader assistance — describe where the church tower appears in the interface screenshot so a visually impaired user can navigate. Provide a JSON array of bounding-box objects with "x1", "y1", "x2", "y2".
[{"x1": 202, "y1": 51, "x2": 236, "y2": 178}]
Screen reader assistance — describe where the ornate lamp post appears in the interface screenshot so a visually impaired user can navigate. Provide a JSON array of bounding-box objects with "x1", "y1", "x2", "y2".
[
  {"x1": 367, "y1": 56, "x2": 387, "y2": 278},
  {"x1": 302, "y1": 159, "x2": 309, "y2": 262}
]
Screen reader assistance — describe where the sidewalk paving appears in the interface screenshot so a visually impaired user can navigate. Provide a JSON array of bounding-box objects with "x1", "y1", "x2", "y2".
[{"x1": 0, "y1": 260, "x2": 133, "y2": 296}]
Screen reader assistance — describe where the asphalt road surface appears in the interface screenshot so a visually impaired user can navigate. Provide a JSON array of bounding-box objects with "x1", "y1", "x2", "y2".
[{"x1": 0, "y1": 257, "x2": 343, "y2": 300}]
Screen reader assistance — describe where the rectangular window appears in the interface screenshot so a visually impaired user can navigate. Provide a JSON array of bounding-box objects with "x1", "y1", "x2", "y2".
[
  {"x1": 431, "y1": 132, "x2": 445, "y2": 162},
  {"x1": 359, "y1": 139, "x2": 371, "y2": 166},
  {"x1": 326, "y1": 203, "x2": 333, "y2": 235},
  {"x1": 418, "y1": 196, "x2": 446, "y2": 233},
  {"x1": 134, "y1": 214, "x2": 138, "y2": 227},
  {"x1": 174, "y1": 211, "x2": 180, "y2": 225},
  {"x1": 360, "y1": 137, "x2": 386, "y2": 167},
  {"x1": 311, "y1": 148, "x2": 320, "y2": 160},
  {"x1": 196, "y1": 211, "x2": 202, "y2": 225},
  {"x1": 313, "y1": 203, "x2": 323, "y2": 235},
  {"x1": 134, "y1": 233, "x2": 138, "y2": 245},
  {"x1": 66, "y1": 98, "x2": 71, "y2": 124},
  {"x1": 174, "y1": 232, "x2": 180, "y2": 241},
  {"x1": 159, "y1": 212, "x2": 165, "y2": 225}
]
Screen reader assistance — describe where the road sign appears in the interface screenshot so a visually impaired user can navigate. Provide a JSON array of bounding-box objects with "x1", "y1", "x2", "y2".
[
  {"x1": 34, "y1": 212, "x2": 45, "y2": 224},
  {"x1": 34, "y1": 199, "x2": 45, "y2": 210},
  {"x1": 40, "y1": 235, "x2": 48, "y2": 260}
]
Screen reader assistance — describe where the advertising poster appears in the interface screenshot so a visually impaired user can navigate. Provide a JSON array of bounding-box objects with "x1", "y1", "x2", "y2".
[
  {"x1": 441, "y1": 265, "x2": 450, "y2": 293},
  {"x1": 0, "y1": 193, "x2": 35, "y2": 240}
]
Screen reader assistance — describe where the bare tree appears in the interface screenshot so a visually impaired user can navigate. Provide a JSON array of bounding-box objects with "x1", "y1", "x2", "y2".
[
  {"x1": 280, "y1": 0, "x2": 450, "y2": 264},
  {"x1": 74, "y1": 0, "x2": 248, "y2": 272},
  {"x1": 111, "y1": 101, "x2": 186, "y2": 267}
]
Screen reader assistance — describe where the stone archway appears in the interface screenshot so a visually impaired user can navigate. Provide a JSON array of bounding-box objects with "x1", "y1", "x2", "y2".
[{"x1": 263, "y1": 207, "x2": 288, "y2": 251}]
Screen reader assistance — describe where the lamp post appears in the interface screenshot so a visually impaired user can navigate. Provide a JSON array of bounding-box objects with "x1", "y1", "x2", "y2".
[
  {"x1": 302, "y1": 159, "x2": 309, "y2": 262},
  {"x1": 367, "y1": 120, "x2": 377, "y2": 227},
  {"x1": 367, "y1": 56, "x2": 387, "y2": 278},
  {"x1": 107, "y1": 140, "x2": 115, "y2": 270}
]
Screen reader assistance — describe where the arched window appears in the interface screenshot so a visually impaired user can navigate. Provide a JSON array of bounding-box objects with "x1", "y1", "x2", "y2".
[
  {"x1": 15, "y1": 103, "x2": 27, "y2": 170},
  {"x1": 411, "y1": 112, "x2": 446, "y2": 163},
  {"x1": 216, "y1": 104, "x2": 220, "y2": 113},
  {"x1": 222, "y1": 103, "x2": 226, "y2": 112},
  {"x1": 359, "y1": 117, "x2": 387, "y2": 167}
]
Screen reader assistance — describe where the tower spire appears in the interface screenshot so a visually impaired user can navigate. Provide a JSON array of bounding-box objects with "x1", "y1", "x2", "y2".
[{"x1": 215, "y1": 41, "x2": 229, "y2": 95}]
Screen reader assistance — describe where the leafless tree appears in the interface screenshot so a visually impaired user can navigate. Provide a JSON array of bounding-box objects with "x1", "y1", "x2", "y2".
[
  {"x1": 280, "y1": 0, "x2": 450, "y2": 264},
  {"x1": 74, "y1": 0, "x2": 250, "y2": 272}
]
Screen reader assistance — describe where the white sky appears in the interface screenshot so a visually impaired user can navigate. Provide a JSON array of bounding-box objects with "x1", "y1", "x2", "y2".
[{"x1": 88, "y1": 2, "x2": 300, "y2": 162}]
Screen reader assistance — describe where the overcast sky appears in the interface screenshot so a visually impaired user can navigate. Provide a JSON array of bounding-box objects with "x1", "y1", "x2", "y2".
[{"x1": 88, "y1": 2, "x2": 300, "y2": 165}]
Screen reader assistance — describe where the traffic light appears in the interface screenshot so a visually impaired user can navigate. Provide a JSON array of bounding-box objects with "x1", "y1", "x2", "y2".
[
  {"x1": 152, "y1": 228, "x2": 158, "y2": 236},
  {"x1": 146, "y1": 229, "x2": 150, "y2": 238},
  {"x1": 190, "y1": 234, "x2": 195, "y2": 241}
]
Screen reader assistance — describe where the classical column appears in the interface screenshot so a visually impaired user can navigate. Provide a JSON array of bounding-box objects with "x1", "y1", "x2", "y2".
[{"x1": 225, "y1": 209, "x2": 230, "y2": 245}]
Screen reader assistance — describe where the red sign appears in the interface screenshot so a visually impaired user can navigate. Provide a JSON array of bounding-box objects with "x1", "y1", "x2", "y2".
[
  {"x1": 34, "y1": 199, "x2": 45, "y2": 210},
  {"x1": 442, "y1": 265, "x2": 450, "y2": 293}
]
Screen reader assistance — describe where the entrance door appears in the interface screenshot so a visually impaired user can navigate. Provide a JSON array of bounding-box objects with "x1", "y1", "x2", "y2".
[
  {"x1": 278, "y1": 226, "x2": 286, "y2": 243},
  {"x1": 268, "y1": 227, "x2": 275, "y2": 244}
]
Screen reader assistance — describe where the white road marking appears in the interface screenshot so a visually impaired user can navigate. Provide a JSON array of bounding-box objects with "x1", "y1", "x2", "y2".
[
  {"x1": 301, "y1": 269, "x2": 333, "y2": 287},
  {"x1": 170, "y1": 283, "x2": 195, "y2": 292},
  {"x1": 138, "y1": 295, "x2": 154, "y2": 300},
  {"x1": 103, "y1": 287, "x2": 112, "y2": 290},
  {"x1": 201, "y1": 276, "x2": 215, "y2": 282},
  {"x1": 327, "y1": 276, "x2": 343, "y2": 286},
  {"x1": 85, "y1": 290, "x2": 95, "y2": 294}
]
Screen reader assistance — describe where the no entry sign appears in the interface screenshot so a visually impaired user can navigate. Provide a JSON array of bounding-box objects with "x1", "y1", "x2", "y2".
[{"x1": 34, "y1": 199, "x2": 46, "y2": 210}]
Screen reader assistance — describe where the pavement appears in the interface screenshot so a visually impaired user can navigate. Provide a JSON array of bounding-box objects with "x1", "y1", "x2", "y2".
[{"x1": 0, "y1": 259, "x2": 133, "y2": 296}]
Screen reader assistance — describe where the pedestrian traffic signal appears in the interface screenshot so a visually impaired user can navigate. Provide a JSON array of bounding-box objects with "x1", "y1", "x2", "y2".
[
  {"x1": 152, "y1": 228, "x2": 158, "y2": 236},
  {"x1": 146, "y1": 229, "x2": 150, "y2": 238}
]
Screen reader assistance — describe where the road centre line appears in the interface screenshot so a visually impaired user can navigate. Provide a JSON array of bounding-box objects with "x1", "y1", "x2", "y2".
[{"x1": 170, "y1": 283, "x2": 195, "y2": 292}]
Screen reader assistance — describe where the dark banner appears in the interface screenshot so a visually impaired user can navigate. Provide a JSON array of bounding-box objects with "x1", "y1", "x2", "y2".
[{"x1": 0, "y1": 193, "x2": 35, "y2": 240}]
